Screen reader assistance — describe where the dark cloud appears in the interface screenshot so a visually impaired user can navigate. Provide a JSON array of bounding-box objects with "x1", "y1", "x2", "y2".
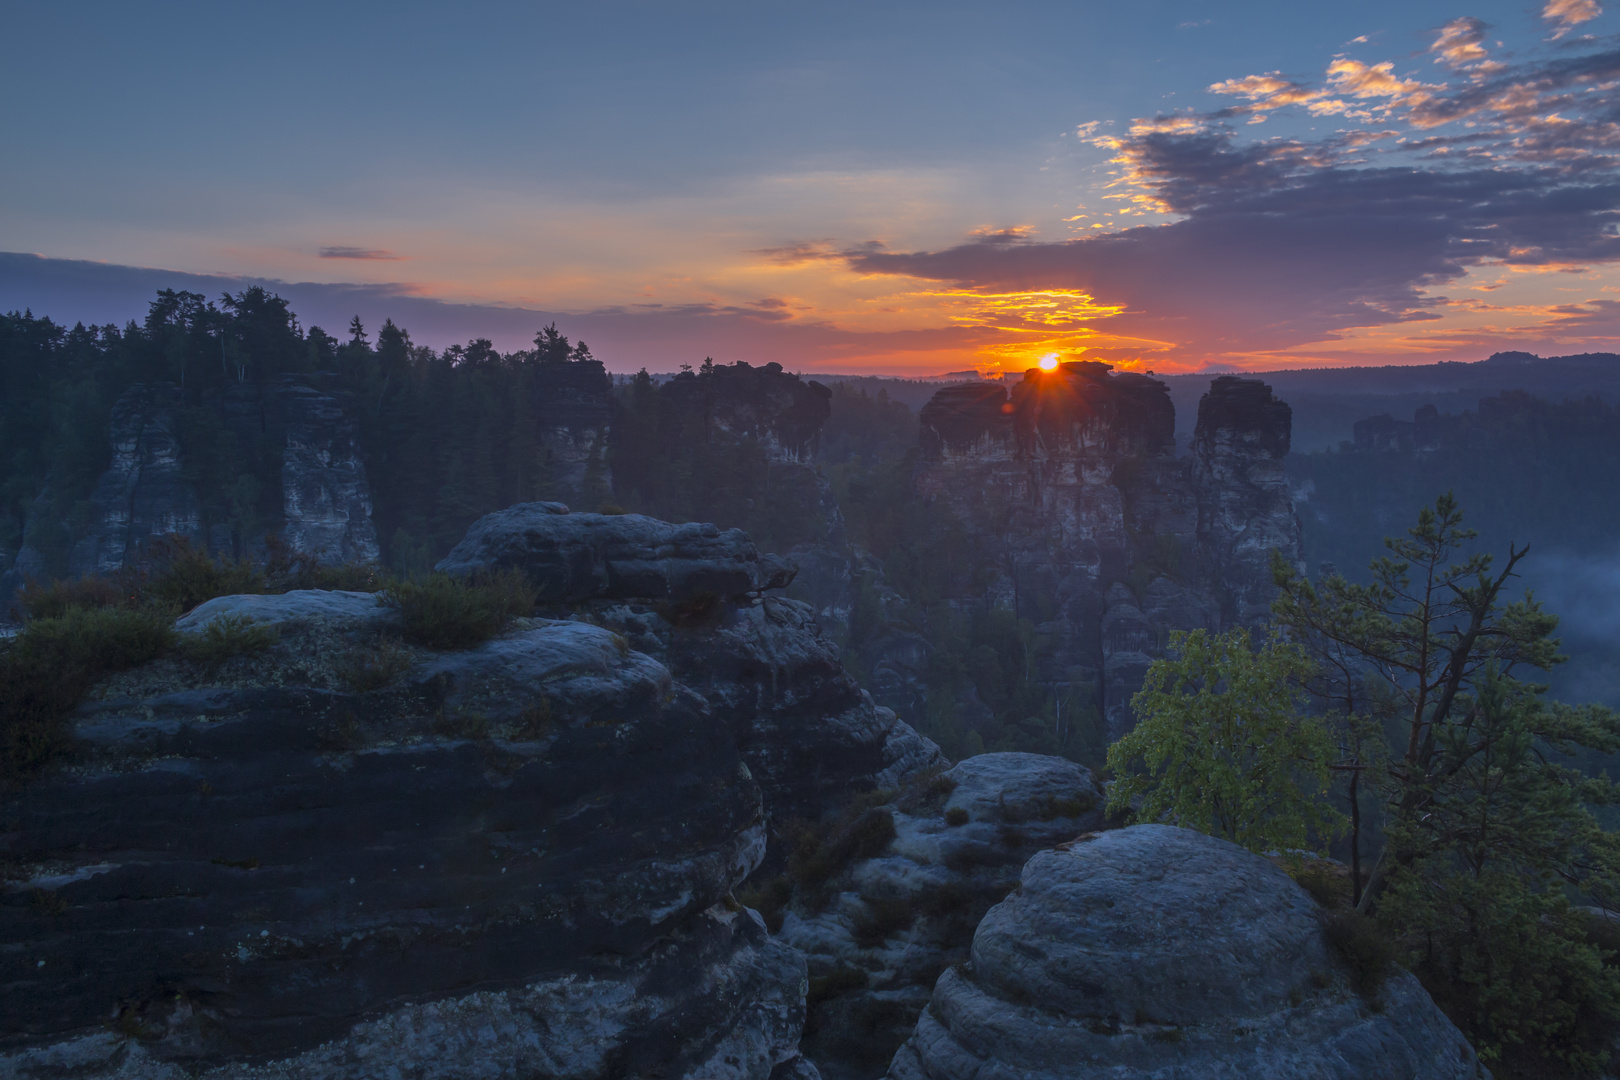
[
  {"x1": 835, "y1": 35, "x2": 1620, "y2": 364},
  {"x1": 318, "y1": 246, "x2": 403, "y2": 260}
]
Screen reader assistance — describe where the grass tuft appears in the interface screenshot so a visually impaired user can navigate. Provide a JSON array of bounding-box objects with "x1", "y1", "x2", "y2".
[
  {"x1": 176, "y1": 614, "x2": 279, "y2": 671},
  {"x1": 336, "y1": 638, "x2": 414, "y2": 692},
  {"x1": 1, "y1": 606, "x2": 175, "y2": 777},
  {"x1": 383, "y1": 569, "x2": 535, "y2": 650}
]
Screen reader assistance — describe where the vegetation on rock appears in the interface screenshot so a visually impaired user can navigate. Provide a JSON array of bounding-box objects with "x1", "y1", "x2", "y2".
[{"x1": 1106, "y1": 627, "x2": 1343, "y2": 859}]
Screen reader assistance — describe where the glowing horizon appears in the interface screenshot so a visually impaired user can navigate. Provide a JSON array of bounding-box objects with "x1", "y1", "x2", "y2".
[{"x1": 4, "y1": 2, "x2": 1619, "y2": 377}]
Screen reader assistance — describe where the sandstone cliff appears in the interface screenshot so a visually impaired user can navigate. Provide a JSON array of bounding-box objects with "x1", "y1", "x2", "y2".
[
  {"x1": 3, "y1": 505, "x2": 944, "y2": 1078},
  {"x1": 899, "y1": 365, "x2": 1300, "y2": 740}
]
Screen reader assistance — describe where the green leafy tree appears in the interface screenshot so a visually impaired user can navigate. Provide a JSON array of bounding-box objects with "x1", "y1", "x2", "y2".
[
  {"x1": 1107, "y1": 626, "x2": 1344, "y2": 857},
  {"x1": 1273, "y1": 494, "x2": 1620, "y2": 1076}
]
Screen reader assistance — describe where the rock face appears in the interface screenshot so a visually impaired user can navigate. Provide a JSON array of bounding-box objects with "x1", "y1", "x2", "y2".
[
  {"x1": 661, "y1": 362, "x2": 833, "y2": 463},
  {"x1": 436, "y1": 502, "x2": 796, "y2": 604},
  {"x1": 774, "y1": 753, "x2": 1107, "y2": 1078},
  {"x1": 438, "y1": 502, "x2": 945, "y2": 834},
  {"x1": 901, "y1": 365, "x2": 1300, "y2": 740},
  {"x1": 52, "y1": 378, "x2": 380, "y2": 580},
  {"x1": 888, "y1": 825, "x2": 1484, "y2": 1080},
  {"x1": 533, "y1": 356, "x2": 613, "y2": 505},
  {"x1": 68, "y1": 383, "x2": 205, "y2": 575},
  {"x1": 1, "y1": 595, "x2": 813, "y2": 1078},
  {"x1": 275, "y1": 383, "x2": 379, "y2": 565}
]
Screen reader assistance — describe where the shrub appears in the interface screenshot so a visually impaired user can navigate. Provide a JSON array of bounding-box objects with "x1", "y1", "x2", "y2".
[
  {"x1": 789, "y1": 807, "x2": 897, "y2": 890},
  {"x1": 336, "y1": 638, "x2": 414, "y2": 692},
  {"x1": 383, "y1": 569, "x2": 534, "y2": 650},
  {"x1": 433, "y1": 706, "x2": 490, "y2": 740},
  {"x1": 737, "y1": 874, "x2": 794, "y2": 933},
  {"x1": 176, "y1": 614, "x2": 279, "y2": 670},
  {"x1": 1323, "y1": 910, "x2": 1394, "y2": 1000},
  {"x1": 944, "y1": 806, "x2": 970, "y2": 827},
  {"x1": 142, "y1": 536, "x2": 266, "y2": 614},
  {"x1": 16, "y1": 575, "x2": 136, "y2": 620},
  {"x1": 1, "y1": 606, "x2": 174, "y2": 776}
]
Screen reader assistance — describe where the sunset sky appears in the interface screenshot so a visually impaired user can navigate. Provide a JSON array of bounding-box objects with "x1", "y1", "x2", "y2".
[{"x1": 3, "y1": 0, "x2": 1619, "y2": 375}]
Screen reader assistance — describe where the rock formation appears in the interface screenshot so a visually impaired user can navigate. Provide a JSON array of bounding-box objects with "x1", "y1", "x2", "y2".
[
  {"x1": 436, "y1": 501, "x2": 796, "y2": 604},
  {"x1": 888, "y1": 825, "x2": 1485, "y2": 1080},
  {"x1": 660, "y1": 361, "x2": 833, "y2": 463},
  {"x1": 901, "y1": 364, "x2": 1300, "y2": 740},
  {"x1": 438, "y1": 501, "x2": 944, "y2": 835},
  {"x1": 773, "y1": 753, "x2": 1107, "y2": 1079},
  {"x1": 45, "y1": 377, "x2": 380, "y2": 582},
  {"x1": 3, "y1": 505, "x2": 946, "y2": 1078},
  {"x1": 68, "y1": 383, "x2": 205, "y2": 575},
  {"x1": 533, "y1": 355, "x2": 613, "y2": 505}
]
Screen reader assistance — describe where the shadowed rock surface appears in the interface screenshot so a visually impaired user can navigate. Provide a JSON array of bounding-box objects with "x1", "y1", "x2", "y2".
[
  {"x1": 437, "y1": 502, "x2": 945, "y2": 843},
  {"x1": 1, "y1": 607, "x2": 811, "y2": 1078},
  {"x1": 887, "y1": 825, "x2": 1484, "y2": 1080},
  {"x1": 773, "y1": 753, "x2": 1107, "y2": 1079},
  {"x1": 0, "y1": 499, "x2": 959, "y2": 1078},
  {"x1": 436, "y1": 502, "x2": 796, "y2": 604},
  {"x1": 883, "y1": 366, "x2": 1300, "y2": 741}
]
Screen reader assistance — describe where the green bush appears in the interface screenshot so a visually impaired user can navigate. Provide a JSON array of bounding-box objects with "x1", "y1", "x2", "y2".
[
  {"x1": 1, "y1": 606, "x2": 174, "y2": 776},
  {"x1": 16, "y1": 575, "x2": 137, "y2": 619},
  {"x1": 142, "y1": 536, "x2": 266, "y2": 614},
  {"x1": 383, "y1": 569, "x2": 534, "y2": 650},
  {"x1": 176, "y1": 614, "x2": 279, "y2": 670},
  {"x1": 788, "y1": 806, "x2": 897, "y2": 892}
]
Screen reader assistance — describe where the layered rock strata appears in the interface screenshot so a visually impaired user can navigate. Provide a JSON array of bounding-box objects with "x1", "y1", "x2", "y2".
[
  {"x1": 888, "y1": 825, "x2": 1484, "y2": 1080},
  {"x1": 903, "y1": 365, "x2": 1300, "y2": 739},
  {"x1": 1, "y1": 504, "x2": 949, "y2": 1076},
  {"x1": 775, "y1": 753, "x2": 1107, "y2": 1078},
  {"x1": 1, "y1": 588, "x2": 814, "y2": 1078},
  {"x1": 437, "y1": 502, "x2": 945, "y2": 835}
]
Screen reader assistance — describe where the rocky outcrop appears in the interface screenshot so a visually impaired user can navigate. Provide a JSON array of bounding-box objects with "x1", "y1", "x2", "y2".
[
  {"x1": 774, "y1": 754, "x2": 1106, "y2": 1079},
  {"x1": 436, "y1": 502, "x2": 798, "y2": 604},
  {"x1": 52, "y1": 378, "x2": 379, "y2": 580},
  {"x1": 899, "y1": 364, "x2": 1301, "y2": 740},
  {"x1": 661, "y1": 362, "x2": 833, "y2": 463},
  {"x1": 533, "y1": 356, "x2": 613, "y2": 506},
  {"x1": 0, "y1": 494, "x2": 953, "y2": 1078},
  {"x1": 68, "y1": 383, "x2": 204, "y2": 575},
  {"x1": 888, "y1": 825, "x2": 1484, "y2": 1080},
  {"x1": 276, "y1": 383, "x2": 379, "y2": 565},
  {"x1": 2, "y1": 588, "x2": 816, "y2": 1078},
  {"x1": 1191, "y1": 376, "x2": 1298, "y2": 626},
  {"x1": 437, "y1": 502, "x2": 944, "y2": 835}
]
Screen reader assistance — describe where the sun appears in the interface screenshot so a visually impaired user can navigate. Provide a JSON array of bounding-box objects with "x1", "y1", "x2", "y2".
[{"x1": 1038, "y1": 354, "x2": 1060, "y2": 371}]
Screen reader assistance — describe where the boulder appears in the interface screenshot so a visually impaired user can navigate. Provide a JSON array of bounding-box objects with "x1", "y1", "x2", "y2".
[
  {"x1": 173, "y1": 589, "x2": 387, "y2": 633},
  {"x1": 888, "y1": 825, "x2": 1485, "y2": 1080},
  {"x1": 436, "y1": 503, "x2": 789, "y2": 603},
  {"x1": 775, "y1": 753, "x2": 1106, "y2": 1078}
]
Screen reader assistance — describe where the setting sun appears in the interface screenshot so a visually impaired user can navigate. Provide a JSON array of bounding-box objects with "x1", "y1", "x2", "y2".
[{"x1": 1038, "y1": 354, "x2": 1060, "y2": 371}]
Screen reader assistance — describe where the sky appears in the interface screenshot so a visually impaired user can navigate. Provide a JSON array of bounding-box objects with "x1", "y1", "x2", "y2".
[{"x1": 3, "y1": 0, "x2": 1619, "y2": 375}]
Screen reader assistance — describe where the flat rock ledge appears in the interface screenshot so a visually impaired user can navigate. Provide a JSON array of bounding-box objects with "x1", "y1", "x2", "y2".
[
  {"x1": 435, "y1": 502, "x2": 795, "y2": 603},
  {"x1": 887, "y1": 825, "x2": 1486, "y2": 1080}
]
